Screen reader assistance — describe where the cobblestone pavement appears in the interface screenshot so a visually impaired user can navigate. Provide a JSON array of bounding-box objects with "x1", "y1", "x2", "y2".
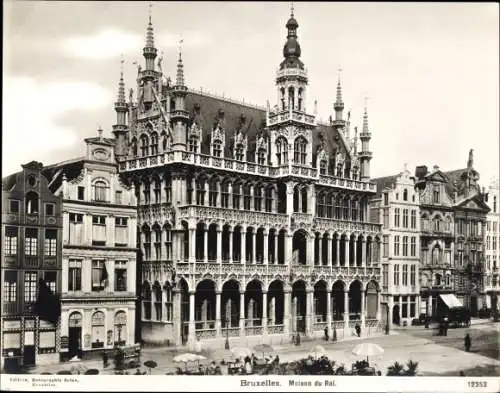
[{"x1": 22, "y1": 321, "x2": 500, "y2": 376}]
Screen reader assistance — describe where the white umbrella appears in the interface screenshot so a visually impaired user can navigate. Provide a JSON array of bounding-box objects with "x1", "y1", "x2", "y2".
[
  {"x1": 352, "y1": 343, "x2": 384, "y2": 364},
  {"x1": 310, "y1": 344, "x2": 327, "y2": 358},
  {"x1": 173, "y1": 353, "x2": 207, "y2": 364},
  {"x1": 230, "y1": 347, "x2": 252, "y2": 359}
]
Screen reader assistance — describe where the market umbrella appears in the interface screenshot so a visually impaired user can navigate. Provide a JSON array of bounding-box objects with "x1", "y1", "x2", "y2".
[
  {"x1": 253, "y1": 344, "x2": 274, "y2": 357},
  {"x1": 144, "y1": 360, "x2": 158, "y2": 374},
  {"x1": 351, "y1": 343, "x2": 384, "y2": 364},
  {"x1": 230, "y1": 347, "x2": 252, "y2": 360},
  {"x1": 173, "y1": 353, "x2": 207, "y2": 370},
  {"x1": 310, "y1": 344, "x2": 327, "y2": 358}
]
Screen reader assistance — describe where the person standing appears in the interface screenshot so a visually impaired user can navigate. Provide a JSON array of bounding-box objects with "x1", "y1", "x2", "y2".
[
  {"x1": 102, "y1": 351, "x2": 109, "y2": 368},
  {"x1": 324, "y1": 326, "x2": 329, "y2": 341},
  {"x1": 464, "y1": 334, "x2": 471, "y2": 352}
]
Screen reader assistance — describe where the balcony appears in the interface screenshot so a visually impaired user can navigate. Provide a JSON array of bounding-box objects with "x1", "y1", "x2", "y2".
[
  {"x1": 177, "y1": 205, "x2": 289, "y2": 228},
  {"x1": 318, "y1": 175, "x2": 376, "y2": 193},
  {"x1": 313, "y1": 217, "x2": 381, "y2": 235},
  {"x1": 420, "y1": 228, "x2": 454, "y2": 238},
  {"x1": 276, "y1": 67, "x2": 308, "y2": 80},
  {"x1": 268, "y1": 110, "x2": 316, "y2": 127}
]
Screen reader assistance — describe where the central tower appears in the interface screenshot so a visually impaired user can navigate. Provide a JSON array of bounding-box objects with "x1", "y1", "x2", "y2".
[{"x1": 268, "y1": 8, "x2": 316, "y2": 168}]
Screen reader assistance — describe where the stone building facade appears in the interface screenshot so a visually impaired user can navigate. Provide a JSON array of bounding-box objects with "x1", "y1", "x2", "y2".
[
  {"x1": 1, "y1": 162, "x2": 63, "y2": 369},
  {"x1": 371, "y1": 167, "x2": 421, "y2": 328},
  {"x1": 485, "y1": 178, "x2": 499, "y2": 312},
  {"x1": 115, "y1": 11, "x2": 382, "y2": 347},
  {"x1": 42, "y1": 133, "x2": 138, "y2": 359}
]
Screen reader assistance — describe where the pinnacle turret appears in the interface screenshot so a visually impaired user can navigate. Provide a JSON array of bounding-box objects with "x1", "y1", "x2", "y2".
[
  {"x1": 359, "y1": 98, "x2": 372, "y2": 180},
  {"x1": 143, "y1": 7, "x2": 157, "y2": 71},
  {"x1": 362, "y1": 102, "x2": 369, "y2": 134},
  {"x1": 176, "y1": 50, "x2": 185, "y2": 87},
  {"x1": 117, "y1": 57, "x2": 126, "y2": 103},
  {"x1": 334, "y1": 69, "x2": 344, "y2": 121}
]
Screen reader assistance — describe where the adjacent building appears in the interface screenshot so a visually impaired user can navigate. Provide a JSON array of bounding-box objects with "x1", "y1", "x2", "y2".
[
  {"x1": 1, "y1": 161, "x2": 63, "y2": 370},
  {"x1": 42, "y1": 132, "x2": 138, "y2": 360},
  {"x1": 115, "y1": 11, "x2": 382, "y2": 347},
  {"x1": 371, "y1": 167, "x2": 421, "y2": 327},
  {"x1": 485, "y1": 178, "x2": 499, "y2": 312}
]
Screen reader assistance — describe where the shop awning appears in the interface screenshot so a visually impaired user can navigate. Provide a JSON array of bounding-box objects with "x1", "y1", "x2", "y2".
[{"x1": 439, "y1": 294, "x2": 463, "y2": 309}]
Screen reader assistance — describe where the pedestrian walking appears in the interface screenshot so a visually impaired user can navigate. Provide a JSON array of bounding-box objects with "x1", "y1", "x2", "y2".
[
  {"x1": 324, "y1": 326, "x2": 329, "y2": 342},
  {"x1": 102, "y1": 351, "x2": 108, "y2": 368},
  {"x1": 464, "y1": 333, "x2": 471, "y2": 352},
  {"x1": 296, "y1": 332, "x2": 301, "y2": 346},
  {"x1": 355, "y1": 323, "x2": 361, "y2": 338}
]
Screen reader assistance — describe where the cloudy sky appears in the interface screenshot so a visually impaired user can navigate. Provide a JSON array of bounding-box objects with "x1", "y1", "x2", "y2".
[{"x1": 3, "y1": 1, "x2": 499, "y2": 184}]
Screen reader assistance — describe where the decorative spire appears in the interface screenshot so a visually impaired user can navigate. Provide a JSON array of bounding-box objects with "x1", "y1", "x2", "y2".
[
  {"x1": 362, "y1": 97, "x2": 369, "y2": 133},
  {"x1": 176, "y1": 39, "x2": 185, "y2": 86},
  {"x1": 117, "y1": 55, "x2": 126, "y2": 103},
  {"x1": 353, "y1": 126, "x2": 358, "y2": 154},
  {"x1": 146, "y1": 3, "x2": 154, "y2": 48},
  {"x1": 291, "y1": 1, "x2": 294, "y2": 17},
  {"x1": 97, "y1": 126, "x2": 103, "y2": 140},
  {"x1": 336, "y1": 68, "x2": 343, "y2": 104}
]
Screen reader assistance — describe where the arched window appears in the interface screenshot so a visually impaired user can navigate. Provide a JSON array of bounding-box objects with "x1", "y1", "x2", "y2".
[
  {"x1": 351, "y1": 199, "x2": 358, "y2": 221},
  {"x1": 317, "y1": 193, "x2": 326, "y2": 217},
  {"x1": 196, "y1": 177, "x2": 206, "y2": 205},
  {"x1": 142, "y1": 282, "x2": 152, "y2": 320},
  {"x1": 403, "y1": 189, "x2": 408, "y2": 201},
  {"x1": 280, "y1": 88, "x2": 286, "y2": 110},
  {"x1": 189, "y1": 136, "x2": 199, "y2": 153},
  {"x1": 25, "y1": 192, "x2": 39, "y2": 214},
  {"x1": 276, "y1": 137, "x2": 288, "y2": 165},
  {"x1": 150, "y1": 132, "x2": 158, "y2": 155},
  {"x1": 326, "y1": 194, "x2": 333, "y2": 218},
  {"x1": 432, "y1": 245, "x2": 441, "y2": 265},
  {"x1": 153, "y1": 178, "x2": 161, "y2": 203},
  {"x1": 288, "y1": 86, "x2": 295, "y2": 110},
  {"x1": 161, "y1": 133, "x2": 169, "y2": 151},
  {"x1": 93, "y1": 180, "x2": 107, "y2": 202},
  {"x1": 69, "y1": 312, "x2": 82, "y2": 328},
  {"x1": 140, "y1": 135, "x2": 149, "y2": 156},
  {"x1": 209, "y1": 178, "x2": 218, "y2": 207},
  {"x1": 319, "y1": 159, "x2": 328, "y2": 175},
  {"x1": 164, "y1": 224, "x2": 172, "y2": 261},
  {"x1": 114, "y1": 311, "x2": 127, "y2": 346},
  {"x1": 254, "y1": 185, "x2": 262, "y2": 211},
  {"x1": 153, "y1": 282, "x2": 162, "y2": 321},
  {"x1": 131, "y1": 137, "x2": 138, "y2": 156},
  {"x1": 243, "y1": 184, "x2": 251, "y2": 210},
  {"x1": 343, "y1": 198, "x2": 350, "y2": 220},
  {"x1": 221, "y1": 181, "x2": 229, "y2": 208},
  {"x1": 164, "y1": 284, "x2": 173, "y2": 321},
  {"x1": 435, "y1": 274, "x2": 442, "y2": 286},
  {"x1": 298, "y1": 88, "x2": 303, "y2": 111},
  {"x1": 294, "y1": 137, "x2": 307, "y2": 165},
  {"x1": 335, "y1": 195, "x2": 342, "y2": 219},
  {"x1": 235, "y1": 144, "x2": 244, "y2": 161},
  {"x1": 153, "y1": 224, "x2": 161, "y2": 260},
  {"x1": 91, "y1": 311, "x2": 105, "y2": 348},
  {"x1": 213, "y1": 140, "x2": 222, "y2": 157},
  {"x1": 257, "y1": 148, "x2": 266, "y2": 165},
  {"x1": 265, "y1": 187, "x2": 273, "y2": 212},
  {"x1": 232, "y1": 182, "x2": 241, "y2": 209}
]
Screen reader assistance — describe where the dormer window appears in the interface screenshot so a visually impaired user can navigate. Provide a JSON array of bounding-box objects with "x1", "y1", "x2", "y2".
[
  {"x1": 189, "y1": 137, "x2": 198, "y2": 153},
  {"x1": 276, "y1": 137, "x2": 288, "y2": 165},
  {"x1": 235, "y1": 145, "x2": 244, "y2": 161},
  {"x1": 93, "y1": 180, "x2": 107, "y2": 202},
  {"x1": 257, "y1": 149, "x2": 266, "y2": 165},
  {"x1": 150, "y1": 133, "x2": 158, "y2": 155},
  {"x1": 433, "y1": 187, "x2": 440, "y2": 204},
  {"x1": 26, "y1": 192, "x2": 39, "y2": 214},
  {"x1": 213, "y1": 140, "x2": 222, "y2": 157},
  {"x1": 319, "y1": 159, "x2": 327, "y2": 175},
  {"x1": 140, "y1": 135, "x2": 149, "y2": 157}
]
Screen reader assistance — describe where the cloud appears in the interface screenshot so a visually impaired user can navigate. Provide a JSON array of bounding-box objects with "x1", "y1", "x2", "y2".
[
  {"x1": 2, "y1": 76, "x2": 112, "y2": 175},
  {"x1": 156, "y1": 31, "x2": 210, "y2": 49},
  {"x1": 61, "y1": 28, "x2": 142, "y2": 59}
]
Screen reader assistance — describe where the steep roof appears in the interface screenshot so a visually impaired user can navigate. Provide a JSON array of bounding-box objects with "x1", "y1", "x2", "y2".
[
  {"x1": 184, "y1": 91, "x2": 350, "y2": 167},
  {"x1": 371, "y1": 174, "x2": 399, "y2": 197},
  {"x1": 42, "y1": 157, "x2": 85, "y2": 194}
]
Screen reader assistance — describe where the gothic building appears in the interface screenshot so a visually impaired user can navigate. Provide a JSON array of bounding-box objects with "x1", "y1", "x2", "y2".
[
  {"x1": 1, "y1": 162, "x2": 63, "y2": 370},
  {"x1": 116, "y1": 11, "x2": 382, "y2": 346},
  {"x1": 371, "y1": 167, "x2": 421, "y2": 328},
  {"x1": 42, "y1": 131, "x2": 138, "y2": 360},
  {"x1": 485, "y1": 178, "x2": 499, "y2": 312}
]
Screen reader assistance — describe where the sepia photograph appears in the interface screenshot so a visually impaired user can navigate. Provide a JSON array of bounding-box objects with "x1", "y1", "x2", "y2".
[{"x1": 1, "y1": 1, "x2": 499, "y2": 392}]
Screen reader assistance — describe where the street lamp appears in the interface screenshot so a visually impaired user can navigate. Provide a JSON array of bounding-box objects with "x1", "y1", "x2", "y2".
[{"x1": 225, "y1": 317, "x2": 230, "y2": 350}]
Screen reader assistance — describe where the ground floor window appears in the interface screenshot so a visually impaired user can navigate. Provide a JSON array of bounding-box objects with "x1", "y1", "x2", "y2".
[{"x1": 91, "y1": 311, "x2": 105, "y2": 348}]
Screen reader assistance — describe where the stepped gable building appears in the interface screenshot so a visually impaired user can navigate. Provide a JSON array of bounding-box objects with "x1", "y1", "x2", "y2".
[
  {"x1": 484, "y1": 178, "x2": 499, "y2": 312},
  {"x1": 414, "y1": 150, "x2": 489, "y2": 319},
  {"x1": 42, "y1": 130, "x2": 138, "y2": 360},
  {"x1": 371, "y1": 166, "x2": 421, "y2": 328},
  {"x1": 1, "y1": 162, "x2": 62, "y2": 370},
  {"x1": 115, "y1": 10, "x2": 382, "y2": 347}
]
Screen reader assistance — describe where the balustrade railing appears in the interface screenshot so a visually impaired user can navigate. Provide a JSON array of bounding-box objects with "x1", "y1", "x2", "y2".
[
  {"x1": 266, "y1": 324, "x2": 284, "y2": 334},
  {"x1": 221, "y1": 327, "x2": 240, "y2": 337},
  {"x1": 245, "y1": 326, "x2": 263, "y2": 336},
  {"x1": 313, "y1": 217, "x2": 381, "y2": 233}
]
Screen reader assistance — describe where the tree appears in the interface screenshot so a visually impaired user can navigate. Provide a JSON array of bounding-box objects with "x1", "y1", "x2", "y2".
[
  {"x1": 404, "y1": 360, "x2": 419, "y2": 376},
  {"x1": 386, "y1": 361, "x2": 404, "y2": 376}
]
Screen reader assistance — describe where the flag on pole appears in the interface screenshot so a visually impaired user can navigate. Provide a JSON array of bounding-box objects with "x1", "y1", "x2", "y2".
[{"x1": 34, "y1": 278, "x2": 61, "y2": 324}]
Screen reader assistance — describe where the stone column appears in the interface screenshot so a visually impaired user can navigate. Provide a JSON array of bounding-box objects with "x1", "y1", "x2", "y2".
[
  {"x1": 215, "y1": 291, "x2": 221, "y2": 337},
  {"x1": 272, "y1": 188, "x2": 277, "y2": 213},
  {"x1": 204, "y1": 228, "x2": 208, "y2": 263},
  {"x1": 239, "y1": 291, "x2": 245, "y2": 337},
  {"x1": 263, "y1": 230, "x2": 268, "y2": 265},
  {"x1": 345, "y1": 238, "x2": 350, "y2": 267},
  {"x1": 353, "y1": 238, "x2": 357, "y2": 267},
  {"x1": 204, "y1": 182, "x2": 209, "y2": 206},
  {"x1": 376, "y1": 290, "x2": 381, "y2": 321},
  {"x1": 284, "y1": 287, "x2": 291, "y2": 334},
  {"x1": 327, "y1": 234, "x2": 332, "y2": 266},
  {"x1": 252, "y1": 231, "x2": 257, "y2": 264},
  {"x1": 361, "y1": 290, "x2": 366, "y2": 329},
  {"x1": 188, "y1": 291, "x2": 196, "y2": 345},
  {"x1": 361, "y1": 239, "x2": 367, "y2": 268},
  {"x1": 216, "y1": 182, "x2": 221, "y2": 207},
  {"x1": 318, "y1": 236, "x2": 323, "y2": 266},
  {"x1": 308, "y1": 235, "x2": 315, "y2": 266},
  {"x1": 306, "y1": 289, "x2": 313, "y2": 337},
  {"x1": 240, "y1": 229, "x2": 246, "y2": 263},
  {"x1": 388, "y1": 295, "x2": 394, "y2": 330},
  {"x1": 189, "y1": 228, "x2": 196, "y2": 263},
  {"x1": 344, "y1": 290, "x2": 350, "y2": 336},
  {"x1": 336, "y1": 237, "x2": 340, "y2": 266},
  {"x1": 262, "y1": 290, "x2": 268, "y2": 335},
  {"x1": 274, "y1": 232, "x2": 279, "y2": 264},
  {"x1": 228, "y1": 183, "x2": 233, "y2": 209},
  {"x1": 228, "y1": 228, "x2": 233, "y2": 263},
  {"x1": 250, "y1": 185, "x2": 254, "y2": 211},
  {"x1": 399, "y1": 297, "x2": 403, "y2": 324},
  {"x1": 326, "y1": 289, "x2": 332, "y2": 336},
  {"x1": 216, "y1": 229, "x2": 222, "y2": 263},
  {"x1": 285, "y1": 234, "x2": 293, "y2": 265}
]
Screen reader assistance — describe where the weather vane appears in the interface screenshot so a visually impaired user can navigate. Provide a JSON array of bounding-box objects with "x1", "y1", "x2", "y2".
[
  {"x1": 338, "y1": 67, "x2": 343, "y2": 83},
  {"x1": 148, "y1": 2, "x2": 153, "y2": 23},
  {"x1": 291, "y1": 1, "x2": 294, "y2": 17}
]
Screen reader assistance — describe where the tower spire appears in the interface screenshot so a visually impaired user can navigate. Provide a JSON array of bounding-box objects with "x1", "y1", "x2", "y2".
[
  {"x1": 117, "y1": 55, "x2": 126, "y2": 103},
  {"x1": 113, "y1": 57, "x2": 129, "y2": 161},
  {"x1": 363, "y1": 97, "x2": 369, "y2": 133},
  {"x1": 334, "y1": 67, "x2": 344, "y2": 121},
  {"x1": 143, "y1": 3, "x2": 157, "y2": 71},
  {"x1": 176, "y1": 39, "x2": 185, "y2": 86},
  {"x1": 359, "y1": 96, "x2": 372, "y2": 180}
]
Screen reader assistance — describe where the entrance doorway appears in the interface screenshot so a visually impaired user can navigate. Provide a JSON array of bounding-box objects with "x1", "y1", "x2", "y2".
[
  {"x1": 471, "y1": 295, "x2": 478, "y2": 317},
  {"x1": 23, "y1": 345, "x2": 36, "y2": 366},
  {"x1": 392, "y1": 305, "x2": 400, "y2": 325},
  {"x1": 68, "y1": 327, "x2": 82, "y2": 358}
]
